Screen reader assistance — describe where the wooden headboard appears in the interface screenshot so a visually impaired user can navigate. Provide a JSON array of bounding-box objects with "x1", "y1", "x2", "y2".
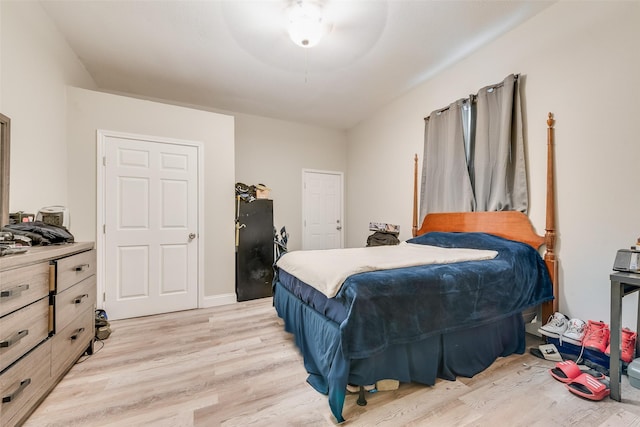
[{"x1": 412, "y1": 113, "x2": 558, "y2": 320}]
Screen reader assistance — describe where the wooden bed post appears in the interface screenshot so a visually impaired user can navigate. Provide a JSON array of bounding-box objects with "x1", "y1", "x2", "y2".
[
  {"x1": 542, "y1": 113, "x2": 558, "y2": 322},
  {"x1": 412, "y1": 154, "x2": 418, "y2": 237}
]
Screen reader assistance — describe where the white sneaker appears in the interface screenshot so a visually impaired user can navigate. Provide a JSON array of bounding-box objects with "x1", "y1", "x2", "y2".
[
  {"x1": 538, "y1": 312, "x2": 569, "y2": 338},
  {"x1": 561, "y1": 318, "x2": 586, "y2": 345}
]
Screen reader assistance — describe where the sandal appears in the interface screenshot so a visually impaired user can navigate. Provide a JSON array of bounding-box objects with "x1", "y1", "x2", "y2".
[
  {"x1": 549, "y1": 361, "x2": 582, "y2": 383},
  {"x1": 549, "y1": 360, "x2": 605, "y2": 383},
  {"x1": 566, "y1": 373, "x2": 610, "y2": 401}
]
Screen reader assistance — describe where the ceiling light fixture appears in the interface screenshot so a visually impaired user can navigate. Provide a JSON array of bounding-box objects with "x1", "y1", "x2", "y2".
[{"x1": 287, "y1": 1, "x2": 328, "y2": 48}]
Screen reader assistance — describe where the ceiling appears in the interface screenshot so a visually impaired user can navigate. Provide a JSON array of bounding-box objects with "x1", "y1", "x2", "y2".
[{"x1": 40, "y1": 0, "x2": 554, "y2": 130}]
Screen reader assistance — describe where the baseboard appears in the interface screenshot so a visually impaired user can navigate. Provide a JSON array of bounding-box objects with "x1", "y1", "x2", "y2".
[{"x1": 200, "y1": 292, "x2": 236, "y2": 308}]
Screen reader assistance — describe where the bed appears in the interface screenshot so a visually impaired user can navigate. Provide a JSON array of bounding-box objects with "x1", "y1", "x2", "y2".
[{"x1": 273, "y1": 114, "x2": 559, "y2": 422}]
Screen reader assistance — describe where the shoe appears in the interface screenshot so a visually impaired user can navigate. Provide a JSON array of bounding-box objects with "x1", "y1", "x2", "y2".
[
  {"x1": 605, "y1": 327, "x2": 637, "y2": 363},
  {"x1": 566, "y1": 373, "x2": 611, "y2": 401},
  {"x1": 538, "y1": 312, "x2": 569, "y2": 338},
  {"x1": 582, "y1": 320, "x2": 610, "y2": 353},
  {"x1": 549, "y1": 360, "x2": 582, "y2": 383},
  {"x1": 550, "y1": 360, "x2": 606, "y2": 384},
  {"x1": 561, "y1": 318, "x2": 587, "y2": 346}
]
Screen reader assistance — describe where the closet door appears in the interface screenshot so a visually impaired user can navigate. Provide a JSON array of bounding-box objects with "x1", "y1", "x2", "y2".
[
  {"x1": 103, "y1": 134, "x2": 199, "y2": 319},
  {"x1": 302, "y1": 169, "x2": 343, "y2": 250},
  {"x1": 236, "y1": 199, "x2": 274, "y2": 301}
]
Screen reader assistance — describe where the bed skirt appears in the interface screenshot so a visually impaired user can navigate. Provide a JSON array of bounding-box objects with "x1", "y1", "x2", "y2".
[{"x1": 273, "y1": 282, "x2": 525, "y2": 422}]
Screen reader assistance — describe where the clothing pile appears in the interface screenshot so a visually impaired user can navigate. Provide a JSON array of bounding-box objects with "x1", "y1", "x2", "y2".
[
  {"x1": 2, "y1": 221, "x2": 74, "y2": 245},
  {"x1": 274, "y1": 226, "x2": 289, "y2": 262},
  {"x1": 366, "y1": 222, "x2": 400, "y2": 247},
  {"x1": 366, "y1": 231, "x2": 399, "y2": 247},
  {"x1": 235, "y1": 182, "x2": 271, "y2": 202}
]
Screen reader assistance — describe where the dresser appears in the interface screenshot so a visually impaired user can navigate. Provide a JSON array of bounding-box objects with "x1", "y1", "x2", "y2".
[{"x1": 0, "y1": 242, "x2": 95, "y2": 427}]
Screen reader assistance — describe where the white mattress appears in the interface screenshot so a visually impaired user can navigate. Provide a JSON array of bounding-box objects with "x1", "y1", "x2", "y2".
[{"x1": 276, "y1": 242, "x2": 497, "y2": 298}]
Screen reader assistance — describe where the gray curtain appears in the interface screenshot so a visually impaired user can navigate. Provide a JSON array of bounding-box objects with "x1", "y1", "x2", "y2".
[
  {"x1": 419, "y1": 99, "x2": 475, "y2": 218},
  {"x1": 419, "y1": 74, "x2": 527, "y2": 222},
  {"x1": 473, "y1": 74, "x2": 527, "y2": 213}
]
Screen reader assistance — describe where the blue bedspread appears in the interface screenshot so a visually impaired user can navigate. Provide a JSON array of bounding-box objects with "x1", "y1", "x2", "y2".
[
  {"x1": 274, "y1": 232, "x2": 552, "y2": 421},
  {"x1": 318, "y1": 232, "x2": 553, "y2": 359}
]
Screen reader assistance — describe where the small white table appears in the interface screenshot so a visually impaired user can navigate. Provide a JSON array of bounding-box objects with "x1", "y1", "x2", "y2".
[{"x1": 610, "y1": 271, "x2": 640, "y2": 401}]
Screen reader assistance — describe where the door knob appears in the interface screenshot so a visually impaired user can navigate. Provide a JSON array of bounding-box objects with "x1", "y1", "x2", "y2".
[
  {"x1": 189, "y1": 233, "x2": 196, "y2": 240},
  {"x1": 336, "y1": 226, "x2": 342, "y2": 231}
]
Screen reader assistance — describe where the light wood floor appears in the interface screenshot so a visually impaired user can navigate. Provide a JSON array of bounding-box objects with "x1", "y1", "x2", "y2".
[{"x1": 24, "y1": 297, "x2": 640, "y2": 426}]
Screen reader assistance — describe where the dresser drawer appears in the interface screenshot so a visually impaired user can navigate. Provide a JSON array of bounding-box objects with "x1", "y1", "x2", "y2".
[
  {"x1": 0, "y1": 298, "x2": 49, "y2": 373},
  {"x1": 54, "y1": 275, "x2": 96, "y2": 333},
  {"x1": 0, "y1": 340, "x2": 51, "y2": 427},
  {"x1": 0, "y1": 262, "x2": 49, "y2": 318},
  {"x1": 51, "y1": 306, "x2": 94, "y2": 379},
  {"x1": 54, "y1": 249, "x2": 96, "y2": 294}
]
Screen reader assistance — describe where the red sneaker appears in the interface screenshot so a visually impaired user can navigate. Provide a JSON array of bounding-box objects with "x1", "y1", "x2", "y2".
[
  {"x1": 582, "y1": 320, "x2": 610, "y2": 353},
  {"x1": 605, "y1": 327, "x2": 637, "y2": 363}
]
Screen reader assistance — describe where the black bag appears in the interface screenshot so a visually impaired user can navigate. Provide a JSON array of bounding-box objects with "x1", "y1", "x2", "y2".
[{"x1": 366, "y1": 231, "x2": 400, "y2": 247}]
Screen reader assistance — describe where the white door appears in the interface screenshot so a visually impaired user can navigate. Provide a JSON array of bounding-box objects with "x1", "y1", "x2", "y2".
[
  {"x1": 302, "y1": 170, "x2": 343, "y2": 250},
  {"x1": 103, "y1": 134, "x2": 199, "y2": 320}
]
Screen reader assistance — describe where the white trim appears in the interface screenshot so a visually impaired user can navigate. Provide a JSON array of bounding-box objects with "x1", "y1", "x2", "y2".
[
  {"x1": 96, "y1": 130, "x2": 205, "y2": 312},
  {"x1": 301, "y1": 169, "x2": 344, "y2": 250},
  {"x1": 200, "y1": 293, "x2": 237, "y2": 308}
]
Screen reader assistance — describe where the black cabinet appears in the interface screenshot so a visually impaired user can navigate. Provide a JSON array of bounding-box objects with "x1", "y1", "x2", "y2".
[{"x1": 235, "y1": 199, "x2": 274, "y2": 301}]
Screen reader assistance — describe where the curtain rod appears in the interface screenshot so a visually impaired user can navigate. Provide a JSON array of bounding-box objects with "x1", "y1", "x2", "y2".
[
  {"x1": 424, "y1": 74, "x2": 519, "y2": 121},
  {"x1": 424, "y1": 97, "x2": 472, "y2": 120}
]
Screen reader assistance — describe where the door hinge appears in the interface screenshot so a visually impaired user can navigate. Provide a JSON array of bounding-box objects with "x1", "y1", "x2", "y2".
[
  {"x1": 103, "y1": 224, "x2": 106, "y2": 234},
  {"x1": 103, "y1": 156, "x2": 106, "y2": 166},
  {"x1": 103, "y1": 292, "x2": 106, "y2": 302}
]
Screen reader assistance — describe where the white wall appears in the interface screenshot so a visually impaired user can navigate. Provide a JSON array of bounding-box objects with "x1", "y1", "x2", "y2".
[
  {"x1": 347, "y1": 2, "x2": 640, "y2": 326},
  {"x1": 5, "y1": 0, "x2": 638, "y2": 323},
  {"x1": 234, "y1": 113, "x2": 347, "y2": 251},
  {"x1": 0, "y1": 0, "x2": 347, "y2": 305},
  {"x1": 1, "y1": 1, "x2": 236, "y2": 302},
  {"x1": 0, "y1": 1, "x2": 96, "y2": 212},
  {"x1": 66, "y1": 87, "x2": 235, "y2": 302}
]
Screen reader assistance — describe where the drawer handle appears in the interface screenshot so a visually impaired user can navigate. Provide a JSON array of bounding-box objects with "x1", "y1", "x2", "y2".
[
  {"x1": 70, "y1": 327, "x2": 85, "y2": 341},
  {"x1": 0, "y1": 329, "x2": 29, "y2": 348},
  {"x1": 2, "y1": 378, "x2": 31, "y2": 404},
  {"x1": 0, "y1": 284, "x2": 30, "y2": 298},
  {"x1": 74, "y1": 263, "x2": 90, "y2": 272},
  {"x1": 73, "y1": 294, "x2": 89, "y2": 304}
]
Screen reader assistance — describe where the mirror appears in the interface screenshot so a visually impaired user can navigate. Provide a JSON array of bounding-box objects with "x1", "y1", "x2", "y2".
[{"x1": 0, "y1": 113, "x2": 10, "y2": 227}]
